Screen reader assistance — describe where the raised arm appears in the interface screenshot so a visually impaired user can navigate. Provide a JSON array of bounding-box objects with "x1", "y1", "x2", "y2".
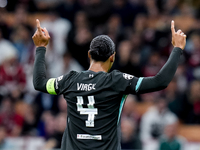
[
  {"x1": 136, "y1": 21, "x2": 186, "y2": 94},
  {"x1": 32, "y1": 19, "x2": 50, "y2": 93}
]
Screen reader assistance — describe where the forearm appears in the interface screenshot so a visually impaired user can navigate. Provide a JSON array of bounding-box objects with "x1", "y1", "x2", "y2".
[
  {"x1": 138, "y1": 47, "x2": 182, "y2": 94},
  {"x1": 33, "y1": 47, "x2": 48, "y2": 93}
]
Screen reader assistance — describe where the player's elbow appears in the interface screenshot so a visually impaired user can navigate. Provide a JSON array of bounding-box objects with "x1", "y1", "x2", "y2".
[
  {"x1": 159, "y1": 81, "x2": 169, "y2": 90},
  {"x1": 160, "y1": 85, "x2": 168, "y2": 90},
  {"x1": 33, "y1": 78, "x2": 43, "y2": 91},
  {"x1": 33, "y1": 82, "x2": 41, "y2": 91},
  {"x1": 155, "y1": 75, "x2": 170, "y2": 90},
  {"x1": 33, "y1": 77, "x2": 48, "y2": 93},
  {"x1": 33, "y1": 82, "x2": 47, "y2": 93}
]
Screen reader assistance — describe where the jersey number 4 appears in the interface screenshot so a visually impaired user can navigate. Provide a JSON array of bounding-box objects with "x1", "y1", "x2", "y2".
[{"x1": 76, "y1": 96, "x2": 97, "y2": 127}]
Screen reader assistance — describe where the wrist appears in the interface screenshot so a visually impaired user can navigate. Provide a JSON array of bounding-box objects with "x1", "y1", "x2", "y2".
[
  {"x1": 173, "y1": 47, "x2": 183, "y2": 55},
  {"x1": 36, "y1": 46, "x2": 47, "y2": 48},
  {"x1": 174, "y1": 46, "x2": 183, "y2": 50},
  {"x1": 36, "y1": 46, "x2": 46, "y2": 51}
]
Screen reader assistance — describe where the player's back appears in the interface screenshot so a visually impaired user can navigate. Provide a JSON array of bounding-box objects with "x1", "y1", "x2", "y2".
[{"x1": 58, "y1": 70, "x2": 132, "y2": 150}]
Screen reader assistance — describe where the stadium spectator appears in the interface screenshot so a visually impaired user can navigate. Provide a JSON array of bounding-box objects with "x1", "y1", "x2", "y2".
[
  {"x1": 67, "y1": 11, "x2": 92, "y2": 69},
  {"x1": 11, "y1": 24, "x2": 35, "y2": 64},
  {"x1": 21, "y1": 104, "x2": 38, "y2": 136},
  {"x1": 0, "y1": 125, "x2": 7, "y2": 148},
  {"x1": 55, "y1": 0, "x2": 82, "y2": 23},
  {"x1": 44, "y1": 113, "x2": 67, "y2": 149},
  {"x1": 0, "y1": 96, "x2": 24, "y2": 137},
  {"x1": 40, "y1": 9, "x2": 71, "y2": 55},
  {"x1": 45, "y1": 33, "x2": 83, "y2": 77},
  {"x1": 37, "y1": 111, "x2": 55, "y2": 139},
  {"x1": 159, "y1": 122, "x2": 186, "y2": 150},
  {"x1": 0, "y1": 29, "x2": 26, "y2": 97},
  {"x1": 140, "y1": 96, "x2": 178, "y2": 150},
  {"x1": 33, "y1": 93, "x2": 59, "y2": 122},
  {"x1": 122, "y1": 94, "x2": 140, "y2": 126},
  {"x1": 184, "y1": 80, "x2": 200, "y2": 124},
  {"x1": 114, "y1": 40, "x2": 133, "y2": 74},
  {"x1": 112, "y1": 0, "x2": 141, "y2": 26},
  {"x1": 0, "y1": 29, "x2": 18, "y2": 65},
  {"x1": 187, "y1": 33, "x2": 200, "y2": 68},
  {"x1": 121, "y1": 117, "x2": 142, "y2": 149},
  {"x1": 13, "y1": 5, "x2": 29, "y2": 27},
  {"x1": 174, "y1": 64, "x2": 188, "y2": 93},
  {"x1": 169, "y1": 80, "x2": 200, "y2": 124},
  {"x1": 0, "y1": 9, "x2": 10, "y2": 40},
  {"x1": 84, "y1": 0, "x2": 111, "y2": 28},
  {"x1": 0, "y1": 125, "x2": 14, "y2": 149},
  {"x1": 103, "y1": 14, "x2": 124, "y2": 44},
  {"x1": 142, "y1": 51, "x2": 164, "y2": 77},
  {"x1": 6, "y1": 0, "x2": 37, "y2": 12}
]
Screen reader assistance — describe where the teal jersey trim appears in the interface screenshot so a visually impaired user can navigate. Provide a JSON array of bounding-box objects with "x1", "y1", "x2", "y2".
[
  {"x1": 117, "y1": 95, "x2": 128, "y2": 124},
  {"x1": 135, "y1": 77, "x2": 144, "y2": 92}
]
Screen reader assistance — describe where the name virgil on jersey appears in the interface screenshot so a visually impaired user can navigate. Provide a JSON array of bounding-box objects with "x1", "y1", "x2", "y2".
[{"x1": 77, "y1": 83, "x2": 96, "y2": 91}]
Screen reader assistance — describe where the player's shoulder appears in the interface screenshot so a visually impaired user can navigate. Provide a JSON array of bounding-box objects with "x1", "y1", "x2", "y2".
[
  {"x1": 56, "y1": 70, "x2": 80, "y2": 82},
  {"x1": 54, "y1": 70, "x2": 81, "y2": 95},
  {"x1": 109, "y1": 70, "x2": 122, "y2": 77},
  {"x1": 67, "y1": 70, "x2": 82, "y2": 77},
  {"x1": 108, "y1": 70, "x2": 136, "y2": 93},
  {"x1": 110, "y1": 70, "x2": 134, "y2": 80}
]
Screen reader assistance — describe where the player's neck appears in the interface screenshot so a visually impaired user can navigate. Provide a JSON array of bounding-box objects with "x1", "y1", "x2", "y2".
[{"x1": 88, "y1": 60, "x2": 110, "y2": 73}]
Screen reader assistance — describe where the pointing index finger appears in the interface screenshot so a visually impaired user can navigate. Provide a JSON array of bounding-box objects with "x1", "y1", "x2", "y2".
[
  {"x1": 36, "y1": 19, "x2": 42, "y2": 32},
  {"x1": 171, "y1": 20, "x2": 175, "y2": 35}
]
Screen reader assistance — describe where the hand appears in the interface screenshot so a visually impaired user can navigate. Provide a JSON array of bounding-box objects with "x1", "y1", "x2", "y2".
[
  {"x1": 171, "y1": 20, "x2": 186, "y2": 50},
  {"x1": 32, "y1": 19, "x2": 50, "y2": 47}
]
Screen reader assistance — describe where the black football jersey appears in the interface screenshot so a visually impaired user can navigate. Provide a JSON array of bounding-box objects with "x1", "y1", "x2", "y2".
[{"x1": 49, "y1": 70, "x2": 143, "y2": 150}]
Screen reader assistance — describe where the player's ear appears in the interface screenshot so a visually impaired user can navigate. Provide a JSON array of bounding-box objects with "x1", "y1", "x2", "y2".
[
  {"x1": 110, "y1": 52, "x2": 115, "y2": 62},
  {"x1": 88, "y1": 50, "x2": 91, "y2": 59}
]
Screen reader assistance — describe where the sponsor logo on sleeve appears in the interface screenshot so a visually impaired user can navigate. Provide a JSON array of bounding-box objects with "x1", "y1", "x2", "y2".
[
  {"x1": 57, "y1": 75, "x2": 63, "y2": 81},
  {"x1": 89, "y1": 74, "x2": 94, "y2": 78},
  {"x1": 123, "y1": 73, "x2": 134, "y2": 80},
  {"x1": 55, "y1": 79, "x2": 58, "y2": 89}
]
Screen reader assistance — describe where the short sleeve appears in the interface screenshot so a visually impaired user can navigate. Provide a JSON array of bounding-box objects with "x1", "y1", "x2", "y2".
[
  {"x1": 111, "y1": 70, "x2": 142, "y2": 94},
  {"x1": 46, "y1": 71, "x2": 77, "y2": 95}
]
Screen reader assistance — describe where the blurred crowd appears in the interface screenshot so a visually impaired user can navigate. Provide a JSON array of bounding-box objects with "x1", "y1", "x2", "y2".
[{"x1": 0, "y1": 0, "x2": 200, "y2": 149}]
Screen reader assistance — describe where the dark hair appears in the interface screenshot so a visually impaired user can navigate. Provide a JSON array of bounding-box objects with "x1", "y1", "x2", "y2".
[{"x1": 89, "y1": 35, "x2": 115, "y2": 62}]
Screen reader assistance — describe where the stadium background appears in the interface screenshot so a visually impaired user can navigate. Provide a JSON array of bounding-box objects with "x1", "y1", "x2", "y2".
[{"x1": 0, "y1": 0, "x2": 200, "y2": 149}]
